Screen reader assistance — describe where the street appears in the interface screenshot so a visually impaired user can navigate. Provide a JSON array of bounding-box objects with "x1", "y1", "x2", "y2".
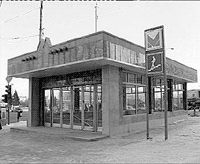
[{"x1": 1, "y1": 114, "x2": 200, "y2": 163}]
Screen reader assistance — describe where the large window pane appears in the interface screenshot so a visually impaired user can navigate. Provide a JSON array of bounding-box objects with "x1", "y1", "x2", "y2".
[
  {"x1": 123, "y1": 86, "x2": 136, "y2": 115},
  {"x1": 62, "y1": 87, "x2": 71, "y2": 126},
  {"x1": 137, "y1": 86, "x2": 146, "y2": 114},
  {"x1": 173, "y1": 82, "x2": 184, "y2": 110},
  {"x1": 44, "y1": 90, "x2": 51, "y2": 124},
  {"x1": 52, "y1": 89, "x2": 60, "y2": 125}
]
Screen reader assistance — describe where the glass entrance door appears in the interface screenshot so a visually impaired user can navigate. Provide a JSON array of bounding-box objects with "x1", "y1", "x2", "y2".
[
  {"x1": 71, "y1": 85, "x2": 94, "y2": 130},
  {"x1": 44, "y1": 89, "x2": 61, "y2": 127},
  {"x1": 44, "y1": 85, "x2": 102, "y2": 132}
]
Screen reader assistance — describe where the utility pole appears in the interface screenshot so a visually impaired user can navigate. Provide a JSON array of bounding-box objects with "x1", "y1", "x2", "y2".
[
  {"x1": 39, "y1": 0, "x2": 43, "y2": 43},
  {"x1": 95, "y1": 2, "x2": 98, "y2": 33}
]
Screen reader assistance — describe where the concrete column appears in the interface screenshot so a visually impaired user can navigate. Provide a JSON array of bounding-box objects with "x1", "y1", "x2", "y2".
[
  {"x1": 93, "y1": 84, "x2": 98, "y2": 132},
  {"x1": 183, "y1": 82, "x2": 187, "y2": 111},
  {"x1": 60, "y1": 88, "x2": 63, "y2": 128},
  {"x1": 40, "y1": 89, "x2": 45, "y2": 126},
  {"x1": 28, "y1": 77, "x2": 40, "y2": 127},
  {"x1": 70, "y1": 86, "x2": 74, "y2": 129},
  {"x1": 81, "y1": 86, "x2": 85, "y2": 130},
  {"x1": 102, "y1": 65, "x2": 120, "y2": 136},
  {"x1": 167, "y1": 79, "x2": 173, "y2": 112}
]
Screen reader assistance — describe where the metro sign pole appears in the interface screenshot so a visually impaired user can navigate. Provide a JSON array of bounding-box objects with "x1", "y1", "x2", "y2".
[{"x1": 144, "y1": 25, "x2": 168, "y2": 140}]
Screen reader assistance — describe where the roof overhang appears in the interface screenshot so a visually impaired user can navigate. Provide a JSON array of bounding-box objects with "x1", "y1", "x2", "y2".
[{"x1": 7, "y1": 57, "x2": 145, "y2": 79}]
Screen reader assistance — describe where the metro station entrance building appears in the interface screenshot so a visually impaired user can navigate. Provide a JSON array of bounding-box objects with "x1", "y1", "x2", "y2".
[{"x1": 7, "y1": 31, "x2": 197, "y2": 136}]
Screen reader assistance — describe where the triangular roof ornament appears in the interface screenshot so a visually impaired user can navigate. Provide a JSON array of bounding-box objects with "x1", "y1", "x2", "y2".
[
  {"x1": 37, "y1": 39, "x2": 45, "y2": 51},
  {"x1": 37, "y1": 37, "x2": 52, "y2": 51}
]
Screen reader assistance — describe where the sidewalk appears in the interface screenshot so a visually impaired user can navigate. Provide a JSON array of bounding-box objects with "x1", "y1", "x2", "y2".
[{"x1": 0, "y1": 114, "x2": 200, "y2": 163}]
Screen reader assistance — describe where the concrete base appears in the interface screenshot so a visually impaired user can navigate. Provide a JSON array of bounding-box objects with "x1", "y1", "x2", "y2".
[{"x1": 113, "y1": 110, "x2": 188, "y2": 136}]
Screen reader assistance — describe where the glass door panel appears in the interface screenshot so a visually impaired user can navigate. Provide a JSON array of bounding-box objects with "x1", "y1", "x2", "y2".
[
  {"x1": 84, "y1": 85, "x2": 94, "y2": 130},
  {"x1": 52, "y1": 89, "x2": 60, "y2": 127},
  {"x1": 44, "y1": 89, "x2": 51, "y2": 126},
  {"x1": 97, "y1": 85, "x2": 102, "y2": 129},
  {"x1": 73, "y1": 87, "x2": 82, "y2": 128},
  {"x1": 62, "y1": 87, "x2": 71, "y2": 127}
]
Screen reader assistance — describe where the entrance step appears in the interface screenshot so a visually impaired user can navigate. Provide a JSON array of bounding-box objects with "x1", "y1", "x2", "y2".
[{"x1": 10, "y1": 126, "x2": 109, "y2": 142}]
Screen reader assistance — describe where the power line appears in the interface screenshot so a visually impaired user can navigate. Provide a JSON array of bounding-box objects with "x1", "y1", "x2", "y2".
[
  {"x1": 0, "y1": 3, "x2": 135, "y2": 44},
  {"x1": 0, "y1": 34, "x2": 38, "y2": 44},
  {"x1": 0, "y1": 7, "x2": 39, "y2": 26},
  {"x1": 0, "y1": 34, "x2": 38, "y2": 40},
  {"x1": 45, "y1": 3, "x2": 136, "y2": 31}
]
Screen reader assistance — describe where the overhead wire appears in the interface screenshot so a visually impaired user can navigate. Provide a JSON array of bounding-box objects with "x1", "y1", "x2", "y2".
[
  {"x1": 0, "y1": 5, "x2": 39, "y2": 42},
  {"x1": 0, "y1": 34, "x2": 38, "y2": 40},
  {"x1": 0, "y1": 7, "x2": 39, "y2": 25},
  {"x1": 0, "y1": 34, "x2": 38, "y2": 44},
  {"x1": 45, "y1": 3, "x2": 135, "y2": 31},
  {"x1": 1, "y1": 3, "x2": 135, "y2": 43}
]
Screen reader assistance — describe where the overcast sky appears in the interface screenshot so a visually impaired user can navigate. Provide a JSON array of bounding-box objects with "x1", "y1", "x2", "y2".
[{"x1": 0, "y1": 1, "x2": 200, "y2": 97}]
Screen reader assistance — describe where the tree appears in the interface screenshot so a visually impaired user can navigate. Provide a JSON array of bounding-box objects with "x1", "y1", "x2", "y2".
[
  {"x1": 20, "y1": 98, "x2": 28, "y2": 107},
  {"x1": 12, "y1": 90, "x2": 20, "y2": 106}
]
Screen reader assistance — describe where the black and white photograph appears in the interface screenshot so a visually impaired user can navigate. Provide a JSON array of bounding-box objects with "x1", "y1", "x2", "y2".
[{"x1": 0, "y1": 0, "x2": 200, "y2": 163}]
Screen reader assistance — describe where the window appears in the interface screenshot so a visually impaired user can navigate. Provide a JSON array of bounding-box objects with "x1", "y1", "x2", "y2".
[
  {"x1": 137, "y1": 86, "x2": 146, "y2": 114},
  {"x1": 128, "y1": 74, "x2": 136, "y2": 83},
  {"x1": 173, "y1": 82, "x2": 184, "y2": 110},
  {"x1": 122, "y1": 71, "x2": 146, "y2": 116},
  {"x1": 152, "y1": 78, "x2": 164, "y2": 112},
  {"x1": 123, "y1": 85, "x2": 146, "y2": 116},
  {"x1": 122, "y1": 72, "x2": 146, "y2": 85},
  {"x1": 123, "y1": 86, "x2": 136, "y2": 115}
]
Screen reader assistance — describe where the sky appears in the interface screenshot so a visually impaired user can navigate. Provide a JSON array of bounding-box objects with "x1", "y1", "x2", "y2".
[{"x1": 0, "y1": 1, "x2": 200, "y2": 98}]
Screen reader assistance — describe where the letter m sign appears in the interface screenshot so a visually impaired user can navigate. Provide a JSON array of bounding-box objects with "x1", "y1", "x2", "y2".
[{"x1": 145, "y1": 27, "x2": 163, "y2": 51}]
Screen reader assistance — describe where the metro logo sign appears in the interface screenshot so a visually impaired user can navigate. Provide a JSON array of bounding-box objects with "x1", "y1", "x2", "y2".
[{"x1": 145, "y1": 28, "x2": 163, "y2": 51}]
